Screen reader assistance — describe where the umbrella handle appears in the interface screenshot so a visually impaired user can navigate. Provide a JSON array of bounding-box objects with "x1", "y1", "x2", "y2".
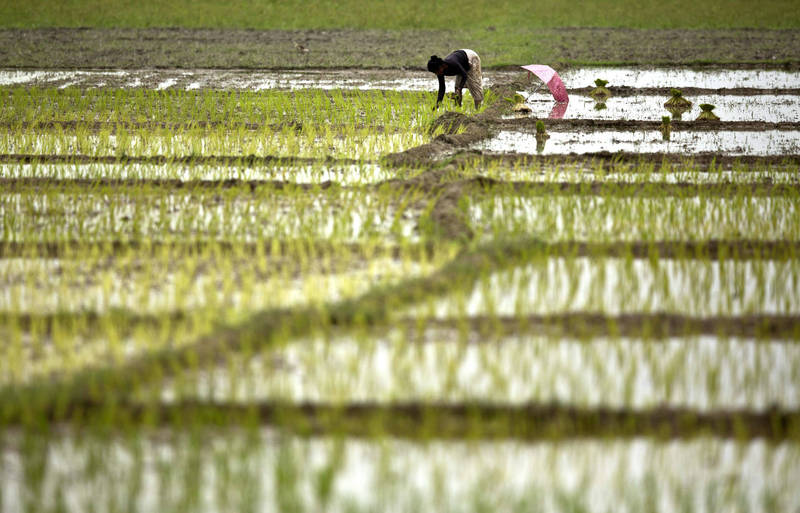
[{"x1": 527, "y1": 71, "x2": 544, "y2": 94}]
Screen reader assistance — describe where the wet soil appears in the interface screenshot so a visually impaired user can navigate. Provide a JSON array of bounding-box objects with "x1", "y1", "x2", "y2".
[
  {"x1": 569, "y1": 86, "x2": 800, "y2": 96},
  {"x1": 5, "y1": 306, "x2": 798, "y2": 344},
  {"x1": 0, "y1": 120, "x2": 308, "y2": 133},
  {"x1": 5, "y1": 176, "x2": 796, "y2": 197},
  {"x1": 0, "y1": 153, "x2": 366, "y2": 166},
  {"x1": 14, "y1": 397, "x2": 800, "y2": 440},
  {"x1": 451, "y1": 151, "x2": 800, "y2": 170},
  {"x1": 0, "y1": 120, "x2": 408, "y2": 134},
  {"x1": 414, "y1": 312, "x2": 800, "y2": 340},
  {"x1": 1, "y1": 28, "x2": 798, "y2": 69},
  {"x1": 384, "y1": 78, "x2": 524, "y2": 166},
  {"x1": 3, "y1": 239, "x2": 798, "y2": 261},
  {"x1": 498, "y1": 118, "x2": 800, "y2": 132},
  {"x1": 4, "y1": 151, "x2": 799, "y2": 171}
]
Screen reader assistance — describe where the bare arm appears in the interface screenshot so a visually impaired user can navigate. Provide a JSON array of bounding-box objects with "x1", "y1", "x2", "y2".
[{"x1": 436, "y1": 74, "x2": 446, "y2": 105}]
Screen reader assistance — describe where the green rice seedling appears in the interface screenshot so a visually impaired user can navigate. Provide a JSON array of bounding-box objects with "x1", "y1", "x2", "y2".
[
  {"x1": 534, "y1": 119, "x2": 549, "y2": 153},
  {"x1": 469, "y1": 193, "x2": 800, "y2": 242}
]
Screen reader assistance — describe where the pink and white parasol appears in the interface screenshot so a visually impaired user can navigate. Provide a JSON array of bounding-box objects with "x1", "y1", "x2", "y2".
[{"x1": 520, "y1": 64, "x2": 569, "y2": 103}]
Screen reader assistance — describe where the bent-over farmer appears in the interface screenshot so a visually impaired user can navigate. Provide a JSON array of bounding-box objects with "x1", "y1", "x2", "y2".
[{"x1": 427, "y1": 49, "x2": 483, "y2": 109}]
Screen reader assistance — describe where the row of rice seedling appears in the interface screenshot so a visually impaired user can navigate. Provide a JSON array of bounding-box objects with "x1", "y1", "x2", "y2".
[
  {"x1": 13, "y1": 309, "x2": 798, "y2": 410},
  {"x1": 4, "y1": 159, "x2": 799, "y2": 184},
  {"x1": 0, "y1": 126, "x2": 427, "y2": 160},
  {"x1": 0, "y1": 184, "x2": 427, "y2": 243},
  {"x1": 470, "y1": 157, "x2": 800, "y2": 183},
  {"x1": 5, "y1": 233, "x2": 797, "y2": 407},
  {"x1": 0, "y1": 161, "x2": 399, "y2": 184},
  {"x1": 418, "y1": 258, "x2": 799, "y2": 319},
  {"x1": 0, "y1": 88, "x2": 470, "y2": 128},
  {"x1": 159, "y1": 328, "x2": 800, "y2": 409},
  {"x1": 469, "y1": 194, "x2": 800, "y2": 241},
  {"x1": 4, "y1": 175, "x2": 797, "y2": 245},
  {"x1": 4, "y1": 431, "x2": 798, "y2": 513},
  {"x1": 0, "y1": 242, "x2": 444, "y2": 314}
]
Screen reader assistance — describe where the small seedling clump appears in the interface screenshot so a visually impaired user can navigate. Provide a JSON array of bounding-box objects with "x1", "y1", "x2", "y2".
[
  {"x1": 535, "y1": 120, "x2": 548, "y2": 136},
  {"x1": 664, "y1": 89, "x2": 692, "y2": 109},
  {"x1": 696, "y1": 103, "x2": 720, "y2": 121},
  {"x1": 505, "y1": 93, "x2": 531, "y2": 113},
  {"x1": 590, "y1": 79, "x2": 611, "y2": 100}
]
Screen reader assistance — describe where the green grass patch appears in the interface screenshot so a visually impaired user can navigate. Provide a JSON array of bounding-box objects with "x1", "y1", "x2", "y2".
[{"x1": 2, "y1": 0, "x2": 799, "y2": 29}]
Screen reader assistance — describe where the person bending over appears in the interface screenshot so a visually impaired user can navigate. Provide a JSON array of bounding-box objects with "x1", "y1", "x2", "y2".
[{"x1": 427, "y1": 49, "x2": 483, "y2": 110}]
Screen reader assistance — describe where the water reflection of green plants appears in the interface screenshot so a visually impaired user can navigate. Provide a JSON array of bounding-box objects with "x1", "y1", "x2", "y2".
[
  {"x1": 535, "y1": 119, "x2": 549, "y2": 153},
  {"x1": 660, "y1": 115, "x2": 672, "y2": 140}
]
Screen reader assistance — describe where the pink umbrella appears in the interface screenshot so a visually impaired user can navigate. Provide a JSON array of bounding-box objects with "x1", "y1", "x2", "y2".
[
  {"x1": 521, "y1": 64, "x2": 569, "y2": 103},
  {"x1": 548, "y1": 102, "x2": 569, "y2": 119}
]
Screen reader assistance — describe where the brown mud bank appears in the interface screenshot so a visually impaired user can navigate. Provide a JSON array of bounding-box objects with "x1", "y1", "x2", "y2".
[
  {"x1": 0, "y1": 153, "x2": 366, "y2": 166},
  {"x1": 9, "y1": 175, "x2": 800, "y2": 197},
  {"x1": 3, "y1": 239, "x2": 798, "y2": 261},
  {"x1": 417, "y1": 313, "x2": 800, "y2": 340},
  {"x1": 8, "y1": 176, "x2": 796, "y2": 197},
  {"x1": 498, "y1": 118, "x2": 800, "y2": 132},
  {"x1": 569, "y1": 86, "x2": 800, "y2": 97},
  {"x1": 384, "y1": 75, "x2": 527, "y2": 166},
  {"x1": 449, "y1": 152, "x2": 800, "y2": 171},
  {"x1": 0, "y1": 120, "x2": 403, "y2": 135},
  {"x1": 3, "y1": 151, "x2": 798, "y2": 172},
  {"x1": 1, "y1": 28, "x2": 799, "y2": 69},
  {"x1": 5, "y1": 308, "x2": 797, "y2": 342},
  {"x1": 7, "y1": 398, "x2": 800, "y2": 440}
]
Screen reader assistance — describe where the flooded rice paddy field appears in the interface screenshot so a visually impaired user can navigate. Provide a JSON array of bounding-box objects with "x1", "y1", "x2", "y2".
[
  {"x1": 517, "y1": 93, "x2": 800, "y2": 122},
  {"x1": 0, "y1": 68, "x2": 517, "y2": 91},
  {"x1": 2, "y1": 66, "x2": 799, "y2": 91},
  {"x1": 478, "y1": 129, "x2": 800, "y2": 156},
  {"x1": 2, "y1": 66, "x2": 799, "y2": 512}
]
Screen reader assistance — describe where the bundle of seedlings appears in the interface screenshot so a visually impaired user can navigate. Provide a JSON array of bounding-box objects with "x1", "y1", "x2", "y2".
[
  {"x1": 589, "y1": 79, "x2": 611, "y2": 100},
  {"x1": 696, "y1": 103, "x2": 720, "y2": 121},
  {"x1": 504, "y1": 93, "x2": 532, "y2": 113},
  {"x1": 664, "y1": 89, "x2": 692, "y2": 110},
  {"x1": 664, "y1": 88, "x2": 692, "y2": 120}
]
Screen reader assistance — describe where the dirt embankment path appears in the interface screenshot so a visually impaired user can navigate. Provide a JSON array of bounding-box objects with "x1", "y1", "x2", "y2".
[{"x1": 1, "y1": 28, "x2": 799, "y2": 69}]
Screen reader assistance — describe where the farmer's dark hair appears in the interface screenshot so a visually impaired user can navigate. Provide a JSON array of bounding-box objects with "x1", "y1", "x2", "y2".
[{"x1": 427, "y1": 55, "x2": 444, "y2": 73}]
